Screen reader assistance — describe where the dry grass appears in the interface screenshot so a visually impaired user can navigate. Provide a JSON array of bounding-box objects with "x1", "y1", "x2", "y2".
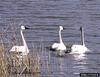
[
  {"x1": 0, "y1": 46, "x2": 9, "y2": 77},
  {"x1": 0, "y1": 45, "x2": 40, "y2": 77},
  {"x1": 8, "y1": 52, "x2": 40, "y2": 77}
]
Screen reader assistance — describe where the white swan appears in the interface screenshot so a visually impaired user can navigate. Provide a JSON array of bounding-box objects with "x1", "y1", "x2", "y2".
[
  {"x1": 71, "y1": 27, "x2": 89, "y2": 54},
  {"x1": 51, "y1": 26, "x2": 66, "y2": 56},
  {"x1": 10, "y1": 26, "x2": 29, "y2": 56}
]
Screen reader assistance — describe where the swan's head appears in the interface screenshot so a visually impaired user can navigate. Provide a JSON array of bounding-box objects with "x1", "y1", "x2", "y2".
[
  {"x1": 21, "y1": 25, "x2": 29, "y2": 30},
  {"x1": 80, "y1": 26, "x2": 84, "y2": 32},
  {"x1": 59, "y1": 26, "x2": 63, "y2": 31},
  {"x1": 21, "y1": 25, "x2": 25, "y2": 30}
]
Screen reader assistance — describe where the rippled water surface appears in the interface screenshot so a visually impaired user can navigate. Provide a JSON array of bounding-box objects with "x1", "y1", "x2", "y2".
[{"x1": 0, "y1": 0, "x2": 100, "y2": 77}]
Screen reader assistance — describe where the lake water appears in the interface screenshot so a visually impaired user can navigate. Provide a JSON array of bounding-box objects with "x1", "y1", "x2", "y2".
[{"x1": 0, "y1": 0, "x2": 100, "y2": 77}]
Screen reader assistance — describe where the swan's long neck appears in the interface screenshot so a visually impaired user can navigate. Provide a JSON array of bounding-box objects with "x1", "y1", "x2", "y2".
[
  {"x1": 59, "y1": 30, "x2": 63, "y2": 44},
  {"x1": 20, "y1": 30, "x2": 28, "y2": 48},
  {"x1": 81, "y1": 27, "x2": 85, "y2": 46}
]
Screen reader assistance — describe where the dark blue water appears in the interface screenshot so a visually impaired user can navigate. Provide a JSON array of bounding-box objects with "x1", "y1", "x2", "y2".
[{"x1": 0, "y1": 0, "x2": 100, "y2": 77}]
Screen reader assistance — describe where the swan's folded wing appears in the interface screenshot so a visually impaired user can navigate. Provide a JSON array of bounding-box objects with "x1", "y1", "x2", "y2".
[{"x1": 52, "y1": 43, "x2": 59, "y2": 49}]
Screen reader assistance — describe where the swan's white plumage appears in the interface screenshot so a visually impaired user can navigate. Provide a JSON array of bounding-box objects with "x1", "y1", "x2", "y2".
[
  {"x1": 71, "y1": 27, "x2": 90, "y2": 54},
  {"x1": 52, "y1": 43, "x2": 66, "y2": 51},
  {"x1": 71, "y1": 45, "x2": 89, "y2": 54},
  {"x1": 52, "y1": 43, "x2": 59, "y2": 49},
  {"x1": 51, "y1": 26, "x2": 66, "y2": 56},
  {"x1": 10, "y1": 46, "x2": 29, "y2": 55},
  {"x1": 10, "y1": 26, "x2": 29, "y2": 56}
]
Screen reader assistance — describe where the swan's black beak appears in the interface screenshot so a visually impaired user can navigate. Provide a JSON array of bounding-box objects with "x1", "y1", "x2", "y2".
[
  {"x1": 63, "y1": 27, "x2": 66, "y2": 30},
  {"x1": 25, "y1": 26, "x2": 30, "y2": 29}
]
